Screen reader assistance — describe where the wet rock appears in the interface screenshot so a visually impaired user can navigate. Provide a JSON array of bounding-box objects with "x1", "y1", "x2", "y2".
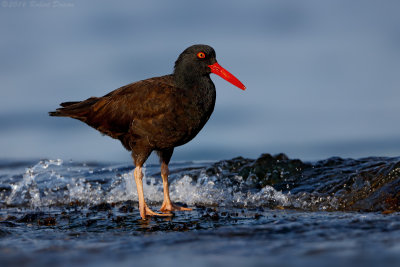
[
  {"x1": 69, "y1": 200, "x2": 83, "y2": 207},
  {"x1": 85, "y1": 219, "x2": 97, "y2": 227},
  {"x1": 4, "y1": 216, "x2": 17, "y2": 221},
  {"x1": 207, "y1": 153, "x2": 310, "y2": 190},
  {"x1": 17, "y1": 213, "x2": 43, "y2": 223},
  {"x1": 382, "y1": 210, "x2": 396, "y2": 215},
  {"x1": 301, "y1": 157, "x2": 400, "y2": 212},
  {"x1": 254, "y1": 213, "x2": 262, "y2": 219},
  {"x1": 203, "y1": 153, "x2": 400, "y2": 211},
  {"x1": 238, "y1": 153, "x2": 310, "y2": 189},
  {"x1": 89, "y1": 203, "x2": 112, "y2": 211},
  {"x1": 112, "y1": 216, "x2": 126, "y2": 223},
  {"x1": 119, "y1": 205, "x2": 134, "y2": 213},
  {"x1": 0, "y1": 184, "x2": 11, "y2": 192},
  {"x1": 0, "y1": 221, "x2": 17, "y2": 227},
  {"x1": 201, "y1": 211, "x2": 220, "y2": 221},
  {"x1": 38, "y1": 217, "x2": 56, "y2": 226}
]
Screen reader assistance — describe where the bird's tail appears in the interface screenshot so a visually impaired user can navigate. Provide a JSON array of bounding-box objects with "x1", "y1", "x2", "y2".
[{"x1": 49, "y1": 97, "x2": 99, "y2": 120}]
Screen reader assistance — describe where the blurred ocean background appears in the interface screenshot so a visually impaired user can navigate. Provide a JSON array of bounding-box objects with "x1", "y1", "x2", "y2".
[{"x1": 1, "y1": 0, "x2": 400, "y2": 163}]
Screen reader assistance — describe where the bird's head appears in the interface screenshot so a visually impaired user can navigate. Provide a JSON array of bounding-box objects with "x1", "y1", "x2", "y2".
[{"x1": 174, "y1": 44, "x2": 246, "y2": 90}]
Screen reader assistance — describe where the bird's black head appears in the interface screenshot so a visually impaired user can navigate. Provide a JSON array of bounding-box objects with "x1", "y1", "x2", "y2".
[
  {"x1": 173, "y1": 44, "x2": 216, "y2": 88},
  {"x1": 173, "y1": 44, "x2": 245, "y2": 90}
]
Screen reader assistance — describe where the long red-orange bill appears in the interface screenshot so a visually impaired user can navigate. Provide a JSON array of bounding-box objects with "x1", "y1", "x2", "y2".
[{"x1": 208, "y1": 62, "x2": 246, "y2": 90}]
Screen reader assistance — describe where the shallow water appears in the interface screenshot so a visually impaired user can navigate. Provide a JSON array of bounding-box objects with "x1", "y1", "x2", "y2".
[{"x1": 1, "y1": 155, "x2": 400, "y2": 267}]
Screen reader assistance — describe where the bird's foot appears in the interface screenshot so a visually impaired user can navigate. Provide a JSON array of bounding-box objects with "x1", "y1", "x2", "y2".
[
  {"x1": 160, "y1": 201, "x2": 193, "y2": 213},
  {"x1": 140, "y1": 205, "x2": 173, "y2": 219}
]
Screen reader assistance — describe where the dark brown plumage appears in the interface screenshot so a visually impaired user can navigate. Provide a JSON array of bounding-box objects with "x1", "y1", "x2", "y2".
[{"x1": 49, "y1": 44, "x2": 245, "y2": 219}]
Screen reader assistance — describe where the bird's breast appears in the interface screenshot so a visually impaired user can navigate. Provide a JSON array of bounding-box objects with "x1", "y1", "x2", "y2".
[{"x1": 151, "y1": 85, "x2": 216, "y2": 148}]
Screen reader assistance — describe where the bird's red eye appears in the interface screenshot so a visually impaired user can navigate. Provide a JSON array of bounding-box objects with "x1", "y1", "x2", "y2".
[{"x1": 197, "y1": 52, "x2": 206, "y2": 59}]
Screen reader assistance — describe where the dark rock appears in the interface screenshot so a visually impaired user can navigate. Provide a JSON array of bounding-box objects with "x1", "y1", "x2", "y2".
[
  {"x1": 201, "y1": 212, "x2": 220, "y2": 221},
  {"x1": 238, "y1": 153, "x2": 310, "y2": 189},
  {"x1": 89, "y1": 203, "x2": 112, "y2": 211},
  {"x1": 17, "y1": 213, "x2": 43, "y2": 223},
  {"x1": 200, "y1": 153, "x2": 400, "y2": 211},
  {"x1": 0, "y1": 184, "x2": 11, "y2": 192},
  {"x1": 0, "y1": 221, "x2": 17, "y2": 227},
  {"x1": 4, "y1": 216, "x2": 17, "y2": 221},
  {"x1": 112, "y1": 216, "x2": 126, "y2": 223},
  {"x1": 205, "y1": 153, "x2": 309, "y2": 191},
  {"x1": 119, "y1": 205, "x2": 134, "y2": 213},
  {"x1": 38, "y1": 217, "x2": 56, "y2": 226},
  {"x1": 85, "y1": 219, "x2": 97, "y2": 227},
  {"x1": 254, "y1": 213, "x2": 262, "y2": 219}
]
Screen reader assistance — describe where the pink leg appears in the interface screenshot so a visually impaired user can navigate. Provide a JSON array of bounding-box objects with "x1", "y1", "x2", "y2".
[
  {"x1": 159, "y1": 162, "x2": 192, "y2": 213},
  {"x1": 134, "y1": 166, "x2": 172, "y2": 219}
]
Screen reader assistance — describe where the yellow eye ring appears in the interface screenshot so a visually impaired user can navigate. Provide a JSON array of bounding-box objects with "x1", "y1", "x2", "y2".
[{"x1": 197, "y1": 52, "x2": 206, "y2": 59}]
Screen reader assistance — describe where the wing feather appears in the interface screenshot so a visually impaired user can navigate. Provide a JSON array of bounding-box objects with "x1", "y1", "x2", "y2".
[{"x1": 85, "y1": 75, "x2": 176, "y2": 138}]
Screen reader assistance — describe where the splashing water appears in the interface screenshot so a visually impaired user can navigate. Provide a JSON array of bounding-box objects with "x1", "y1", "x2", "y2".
[
  {"x1": 2, "y1": 159, "x2": 291, "y2": 209},
  {"x1": 2, "y1": 154, "x2": 399, "y2": 212}
]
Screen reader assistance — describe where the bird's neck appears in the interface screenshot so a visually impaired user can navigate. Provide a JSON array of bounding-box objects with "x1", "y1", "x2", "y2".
[{"x1": 173, "y1": 65, "x2": 211, "y2": 90}]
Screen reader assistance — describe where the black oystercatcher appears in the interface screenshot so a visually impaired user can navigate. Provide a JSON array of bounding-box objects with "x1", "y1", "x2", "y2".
[{"x1": 49, "y1": 44, "x2": 246, "y2": 219}]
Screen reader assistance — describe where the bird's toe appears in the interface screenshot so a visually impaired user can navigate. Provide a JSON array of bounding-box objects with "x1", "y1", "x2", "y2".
[{"x1": 160, "y1": 202, "x2": 192, "y2": 212}]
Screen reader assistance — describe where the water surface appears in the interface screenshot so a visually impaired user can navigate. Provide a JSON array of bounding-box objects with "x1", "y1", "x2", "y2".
[{"x1": 1, "y1": 155, "x2": 399, "y2": 267}]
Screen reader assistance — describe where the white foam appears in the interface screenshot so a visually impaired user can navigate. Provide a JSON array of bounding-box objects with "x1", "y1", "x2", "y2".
[{"x1": 2, "y1": 159, "x2": 339, "y2": 211}]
